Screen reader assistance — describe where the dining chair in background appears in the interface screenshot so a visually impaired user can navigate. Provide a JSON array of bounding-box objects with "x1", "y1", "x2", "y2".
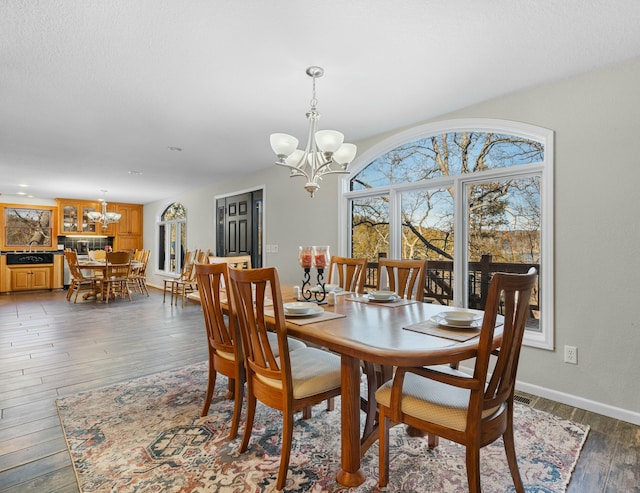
[
  {"x1": 208, "y1": 255, "x2": 252, "y2": 270},
  {"x1": 129, "y1": 249, "x2": 150, "y2": 296},
  {"x1": 163, "y1": 249, "x2": 193, "y2": 304},
  {"x1": 101, "y1": 250, "x2": 133, "y2": 303},
  {"x1": 360, "y1": 258, "x2": 430, "y2": 445},
  {"x1": 195, "y1": 263, "x2": 306, "y2": 439},
  {"x1": 375, "y1": 268, "x2": 538, "y2": 492},
  {"x1": 89, "y1": 249, "x2": 106, "y2": 261},
  {"x1": 376, "y1": 258, "x2": 428, "y2": 301},
  {"x1": 64, "y1": 250, "x2": 98, "y2": 303},
  {"x1": 228, "y1": 266, "x2": 342, "y2": 490},
  {"x1": 327, "y1": 256, "x2": 367, "y2": 292}
]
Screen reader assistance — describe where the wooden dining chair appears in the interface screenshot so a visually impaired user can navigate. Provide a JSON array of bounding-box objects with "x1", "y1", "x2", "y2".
[
  {"x1": 163, "y1": 249, "x2": 193, "y2": 303},
  {"x1": 228, "y1": 266, "x2": 342, "y2": 490},
  {"x1": 64, "y1": 250, "x2": 98, "y2": 303},
  {"x1": 209, "y1": 255, "x2": 252, "y2": 270},
  {"x1": 375, "y1": 268, "x2": 538, "y2": 492},
  {"x1": 376, "y1": 258, "x2": 428, "y2": 301},
  {"x1": 129, "y1": 249, "x2": 150, "y2": 295},
  {"x1": 195, "y1": 263, "x2": 307, "y2": 438},
  {"x1": 359, "y1": 258, "x2": 430, "y2": 444},
  {"x1": 102, "y1": 250, "x2": 133, "y2": 303},
  {"x1": 327, "y1": 256, "x2": 367, "y2": 292}
]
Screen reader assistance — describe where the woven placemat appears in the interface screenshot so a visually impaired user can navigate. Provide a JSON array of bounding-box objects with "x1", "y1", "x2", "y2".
[{"x1": 403, "y1": 319, "x2": 481, "y2": 341}]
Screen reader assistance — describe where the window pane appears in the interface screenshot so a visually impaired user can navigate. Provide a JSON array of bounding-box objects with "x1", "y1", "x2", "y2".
[
  {"x1": 351, "y1": 132, "x2": 544, "y2": 190},
  {"x1": 466, "y1": 176, "x2": 541, "y2": 331},
  {"x1": 169, "y1": 223, "x2": 177, "y2": 272},
  {"x1": 158, "y1": 224, "x2": 166, "y2": 270},
  {"x1": 351, "y1": 195, "x2": 389, "y2": 289},
  {"x1": 401, "y1": 188, "x2": 454, "y2": 305}
]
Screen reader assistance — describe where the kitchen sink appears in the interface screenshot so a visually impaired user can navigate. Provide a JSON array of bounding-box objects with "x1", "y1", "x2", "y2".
[{"x1": 6, "y1": 252, "x2": 55, "y2": 265}]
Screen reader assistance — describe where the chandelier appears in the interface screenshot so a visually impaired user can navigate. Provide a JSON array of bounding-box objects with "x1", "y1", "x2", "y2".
[
  {"x1": 270, "y1": 66, "x2": 357, "y2": 197},
  {"x1": 87, "y1": 190, "x2": 121, "y2": 229}
]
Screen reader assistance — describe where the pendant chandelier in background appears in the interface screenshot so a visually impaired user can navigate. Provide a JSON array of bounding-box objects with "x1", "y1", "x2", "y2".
[{"x1": 87, "y1": 190, "x2": 121, "y2": 229}]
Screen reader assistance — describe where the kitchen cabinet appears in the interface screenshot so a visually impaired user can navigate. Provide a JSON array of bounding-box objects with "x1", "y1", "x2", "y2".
[
  {"x1": 0, "y1": 255, "x2": 63, "y2": 292},
  {"x1": 10, "y1": 266, "x2": 51, "y2": 290},
  {"x1": 55, "y1": 198, "x2": 142, "y2": 249},
  {"x1": 114, "y1": 203, "x2": 143, "y2": 250},
  {"x1": 56, "y1": 199, "x2": 117, "y2": 236}
]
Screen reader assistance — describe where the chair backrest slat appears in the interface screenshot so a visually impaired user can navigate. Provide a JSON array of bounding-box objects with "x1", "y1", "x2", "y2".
[
  {"x1": 377, "y1": 258, "x2": 428, "y2": 301},
  {"x1": 328, "y1": 256, "x2": 366, "y2": 293}
]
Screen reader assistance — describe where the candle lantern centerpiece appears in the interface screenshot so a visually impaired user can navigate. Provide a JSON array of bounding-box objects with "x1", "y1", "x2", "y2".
[{"x1": 298, "y1": 245, "x2": 330, "y2": 303}]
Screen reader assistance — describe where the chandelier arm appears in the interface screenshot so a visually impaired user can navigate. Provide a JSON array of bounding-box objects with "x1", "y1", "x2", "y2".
[{"x1": 275, "y1": 161, "x2": 311, "y2": 181}]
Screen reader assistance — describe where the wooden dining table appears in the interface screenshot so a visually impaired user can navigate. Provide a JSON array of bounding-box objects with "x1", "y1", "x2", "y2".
[
  {"x1": 77, "y1": 259, "x2": 143, "y2": 300},
  {"x1": 276, "y1": 288, "x2": 502, "y2": 488}
]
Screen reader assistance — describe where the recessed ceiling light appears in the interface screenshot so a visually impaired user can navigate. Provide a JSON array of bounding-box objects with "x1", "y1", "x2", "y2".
[
  {"x1": 16, "y1": 191, "x2": 27, "y2": 195},
  {"x1": 128, "y1": 170, "x2": 143, "y2": 175},
  {"x1": 18, "y1": 183, "x2": 29, "y2": 187}
]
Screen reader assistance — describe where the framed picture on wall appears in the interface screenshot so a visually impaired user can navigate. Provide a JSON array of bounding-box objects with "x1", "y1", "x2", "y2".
[{"x1": 3, "y1": 206, "x2": 55, "y2": 249}]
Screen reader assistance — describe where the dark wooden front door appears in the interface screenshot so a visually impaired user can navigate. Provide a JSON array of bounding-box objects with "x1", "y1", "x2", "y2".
[{"x1": 216, "y1": 189, "x2": 262, "y2": 268}]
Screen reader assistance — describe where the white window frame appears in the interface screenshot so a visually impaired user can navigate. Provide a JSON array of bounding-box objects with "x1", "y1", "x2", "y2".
[
  {"x1": 156, "y1": 202, "x2": 187, "y2": 277},
  {"x1": 339, "y1": 118, "x2": 554, "y2": 350}
]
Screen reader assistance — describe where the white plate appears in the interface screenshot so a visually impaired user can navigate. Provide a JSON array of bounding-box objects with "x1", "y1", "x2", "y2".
[
  {"x1": 366, "y1": 294, "x2": 401, "y2": 303},
  {"x1": 368, "y1": 290, "x2": 397, "y2": 300},
  {"x1": 440, "y1": 310, "x2": 483, "y2": 326},
  {"x1": 431, "y1": 313, "x2": 482, "y2": 329},
  {"x1": 284, "y1": 303, "x2": 324, "y2": 317},
  {"x1": 284, "y1": 302, "x2": 317, "y2": 314}
]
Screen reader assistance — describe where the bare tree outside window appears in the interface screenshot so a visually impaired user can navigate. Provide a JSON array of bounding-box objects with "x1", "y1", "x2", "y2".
[{"x1": 349, "y1": 130, "x2": 543, "y2": 328}]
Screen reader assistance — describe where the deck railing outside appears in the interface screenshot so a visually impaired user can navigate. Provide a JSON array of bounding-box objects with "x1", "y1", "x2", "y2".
[{"x1": 363, "y1": 254, "x2": 540, "y2": 326}]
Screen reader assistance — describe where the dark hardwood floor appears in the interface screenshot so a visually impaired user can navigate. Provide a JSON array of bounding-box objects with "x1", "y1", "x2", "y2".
[{"x1": 0, "y1": 289, "x2": 638, "y2": 492}]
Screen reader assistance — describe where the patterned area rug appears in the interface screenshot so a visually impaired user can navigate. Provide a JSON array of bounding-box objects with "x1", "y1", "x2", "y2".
[{"x1": 56, "y1": 362, "x2": 589, "y2": 492}]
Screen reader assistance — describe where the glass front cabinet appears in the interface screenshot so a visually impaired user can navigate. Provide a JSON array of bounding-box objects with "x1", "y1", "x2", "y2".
[{"x1": 57, "y1": 199, "x2": 114, "y2": 235}]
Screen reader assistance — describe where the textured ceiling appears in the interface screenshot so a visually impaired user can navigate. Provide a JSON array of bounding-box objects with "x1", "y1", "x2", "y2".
[{"x1": 2, "y1": 0, "x2": 640, "y2": 203}]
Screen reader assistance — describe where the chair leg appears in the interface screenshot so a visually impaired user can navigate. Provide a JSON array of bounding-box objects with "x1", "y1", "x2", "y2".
[
  {"x1": 229, "y1": 370, "x2": 245, "y2": 440},
  {"x1": 276, "y1": 411, "x2": 294, "y2": 490},
  {"x1": 465, "y1": 445, "x2": 482, "y2": 493},
  {"x1": 503, "y1": 405, "x2": 525, "y2": 493},
  {"x1": 378, "y1": 408, "x2": 390, "y2": 487},
  {"x1": 240, "y1": 393, "x2": 256, "y2": 453},
  {"x1": 201, "y1": 359, "x2": 217, "y2": 417},
  {"x1": 163, "y1": 281, "x2": 169, "y2": 302}
]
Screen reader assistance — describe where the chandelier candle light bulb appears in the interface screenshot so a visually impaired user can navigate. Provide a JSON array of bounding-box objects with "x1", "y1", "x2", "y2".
[{"x1": 271, "y1": 66, "x2": 357, "y2": 197}]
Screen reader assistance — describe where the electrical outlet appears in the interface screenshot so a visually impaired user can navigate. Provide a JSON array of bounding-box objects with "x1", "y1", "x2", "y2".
[
  {"x1": 272, "y1": 244, "x2": 278, "y2": 253},
  {"x1": 564, "y1": 345, "x2": 578, "y2": 364}
]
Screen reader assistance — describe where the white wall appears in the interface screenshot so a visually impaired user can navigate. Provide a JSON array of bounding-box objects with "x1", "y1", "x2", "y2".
[{"x1": 144, "y1": 57, "x2": 640, "y2": 423}]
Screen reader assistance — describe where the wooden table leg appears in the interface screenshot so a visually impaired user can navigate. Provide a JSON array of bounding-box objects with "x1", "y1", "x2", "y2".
[{"x1": 336, "y1": 355, "x2": 366, "y2": 487}]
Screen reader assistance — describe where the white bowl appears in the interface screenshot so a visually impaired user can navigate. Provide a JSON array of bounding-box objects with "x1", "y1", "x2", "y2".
[
  {"x1": 284, "y1": 302, "x2": 316, "y2": 314},
  {"x1": 325, "y1": 284, "x2": 340, "y2": 292},
  {"x1": 369, "y1": 290, "x2": 397, "y2": 300},
  {"x1": 442, "y1": 311, "x2": 482, "y2": 325}
]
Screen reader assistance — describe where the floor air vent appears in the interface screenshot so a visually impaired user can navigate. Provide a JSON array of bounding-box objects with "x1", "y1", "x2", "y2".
[{"x1": 513, "y1": 392, "x2": 533, "y2": 406}]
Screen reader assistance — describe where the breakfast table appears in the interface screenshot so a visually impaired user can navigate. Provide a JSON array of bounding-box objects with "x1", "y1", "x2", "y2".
[
  {"x1": 77, "y1": 259, "x2": 143, "y2": 300},
  {"x1": 276, "y1": 287, "x2": 501, "y2": 487}
]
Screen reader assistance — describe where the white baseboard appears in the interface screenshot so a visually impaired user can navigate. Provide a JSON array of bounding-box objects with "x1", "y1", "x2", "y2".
[
  {"x1": 456, "y1": 364, "x2": 640, "y2": 426},
  {"x1": 515, "y1": 380, "x2": 640, "y2": 426}
]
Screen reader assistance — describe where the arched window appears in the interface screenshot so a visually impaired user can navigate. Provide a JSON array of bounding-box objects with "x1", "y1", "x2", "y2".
[
  {"x1": 340, "y1": 119, "x2": 554, "y2": 349},
  {"x1": 157, "y1": 202, "x2": 187, "y2": 276}
]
